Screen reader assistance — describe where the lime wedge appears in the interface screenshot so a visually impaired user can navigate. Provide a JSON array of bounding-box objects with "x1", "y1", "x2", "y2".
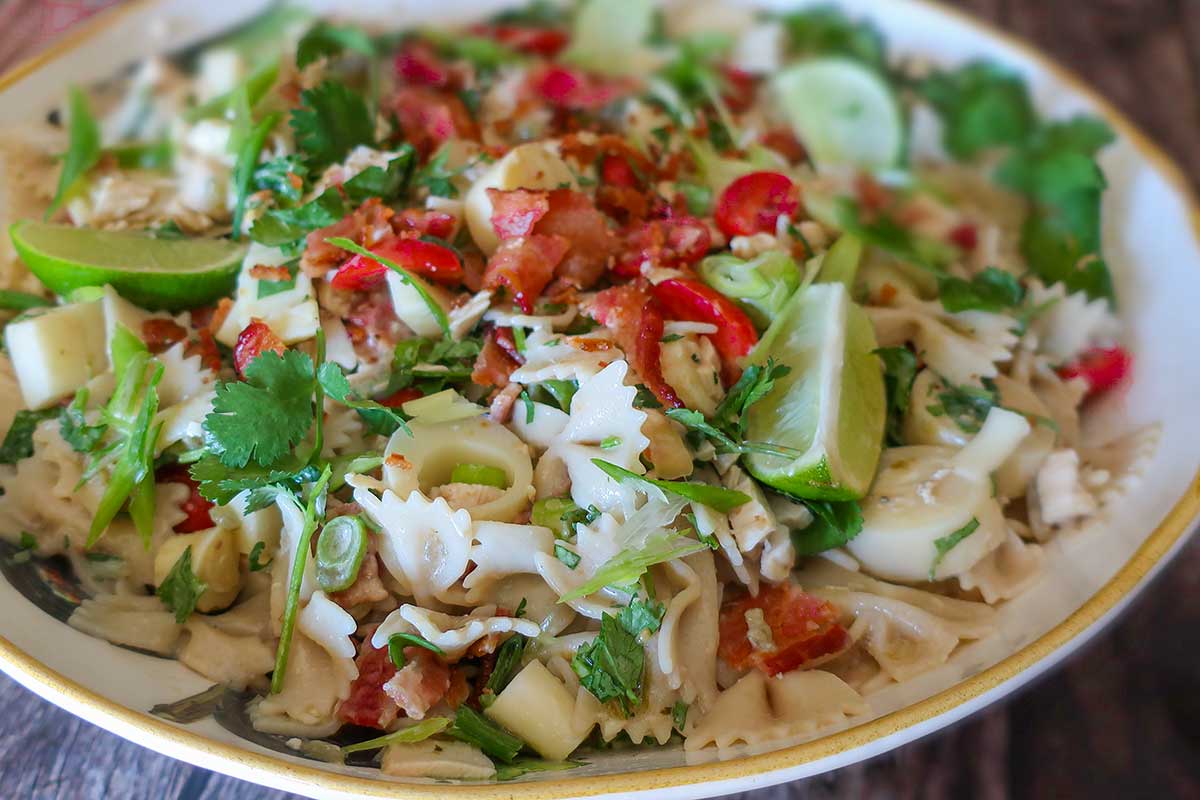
[
  {"x1": 744, "y1": 282, "x2": 885, "y2": 500},
  {"x1": 771, "y1": 58, "x2": 903, "y2": 170},
  {"x1": 9, "y1": 221, "x2": 247, "y2": 311}
]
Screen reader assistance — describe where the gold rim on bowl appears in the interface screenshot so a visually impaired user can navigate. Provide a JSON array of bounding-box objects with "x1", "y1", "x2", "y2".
[{"x1": 0, "y1": 2, "x2": 1197, "y2": 797}]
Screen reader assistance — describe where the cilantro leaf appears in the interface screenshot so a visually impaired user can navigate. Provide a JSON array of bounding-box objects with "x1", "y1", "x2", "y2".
[
  {"x1": 571, "y1": 612, "x2": 646, "y2": 715},
  {"x1": 918, "y1": 62, "x2": 1036, "y2": 159},
  {"x1": 189, "y1": 453, "x2": 319, "y2": 507},
  {"x1": 790, "y1": 498, "x2": 864, "y2": 556},
  {"x1": 554, "y1": 541, "x2": 581, "y2": 569},
  {"x1": 204, "y1": 350, "x2": 317, "y2": 468},
  {"x1": 317, "y1": 361, "x2": 410, "y2": 437},
  {"x1": 156, "y1": 545, "x2": 207, "y2": 623},
  {"x1": 0, "y1": 409, "x2": 58, "y2": 465},
  {"x1": 58, "y1": 389, "x2": 108, "y2": 453},
  {"x1": 712, "y1": 358, "x2": 791, "y2": 440},
  {"x1": 874, "y1": 347, "x2": 918, "y2": 447},
  {"x1": 617, "y1": 597, "x2": 665, "y2": 637},
  {"x1": 296, "y1": 21, "x2": 375, "y2": 69},
  {"x1": 590, "y1": 458, "x2": 749, "y2": 512},
  {"x1": 930, "y1": 517, "x2": 980, "y2": 580},
  {"x1": 926, "y1": 374, "x2": 999, "y2": 434},
  {"x1": 937, "y1": 267, "x2": 1025, "y2": 313},
  {"x1": 833, "y1": 197, "x2": 957, "y2": 270},
  {"x1": 289, "y1": 80, "x2": 374, "y2": 169},
  {"x1": 777, "y1": 5, "x2": 886, "y2": 71},
  {"x1": 47, "y1": 86, "x2": 101, "y2": 217},
  {"x1": 413, "y1": 149, "x2": 462, "y2": 198},
  {"x1": 253, "y1": 155, "x2": 309, "y2": 204}
]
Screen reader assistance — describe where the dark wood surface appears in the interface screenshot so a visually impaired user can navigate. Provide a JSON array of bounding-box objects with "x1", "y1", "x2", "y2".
[{"x1": 0, "y1": 1, "x2": 1198, "y2": 798}]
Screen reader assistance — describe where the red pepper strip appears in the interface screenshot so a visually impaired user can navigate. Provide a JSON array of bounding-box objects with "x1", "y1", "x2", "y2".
[
  {"x1": 1057, "y1": 345, "x2": 1131, "y2": 396},
  {"x1": 157, "y1": 465, "x2": 215, "y2": 534},
  {"x1": 330, "y1": 236, "x2": 464, "y2": 291},
  {"x1": 651, "y1": 278, "x2": 758, "y2": 384}
]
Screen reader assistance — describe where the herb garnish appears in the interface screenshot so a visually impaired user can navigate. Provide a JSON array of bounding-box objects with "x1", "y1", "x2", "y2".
[
  {"x1": 929, "y1": 517, "x2": 980, "y2": 580},
  {"x1": 156, "y1": 546, "x2": 207, "y2": 623}
]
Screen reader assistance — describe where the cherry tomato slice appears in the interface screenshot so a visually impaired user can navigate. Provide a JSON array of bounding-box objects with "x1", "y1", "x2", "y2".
[
  {"x1": 651, "y1": 278, "x2": 758, "y2": 383},
  {"x1": 378, "y1": 387, "x2": 423, "y2": 408},
  {"x1": 714, "y1": 171, "x2": 799, "y2": 237},
  {"x1": 1057, "y1": 345, "x2": 1131, "y2": 396},
  {"x1": 718, "y1": 583, "x2": 850, "y2": 676},
  {"x1": 233, "y1": 319, "x2": 285, "y2": 377},
  {"x1": 473, "y1": 24, "x2": 569, "y2": 57},
  {"x1": 157, "y1": 465, "x2": 215, "y2": 534},
  {"x1": 331, "y1": 237, "x2": 465, "y2": 291}
]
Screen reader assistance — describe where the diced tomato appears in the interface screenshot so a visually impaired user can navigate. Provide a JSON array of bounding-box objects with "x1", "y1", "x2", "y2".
[
  {"x1": 233, "y1": 320, "x2": 285, "y2": 377},
  {"x1": 615, "y1": 216, "x2": 712, "y2": 278},
  {"x1": 720, "y1": 65, "x2": 758, "y2": 112},
  {"x1": 948, "y1": 222, "x2": 978, "y2": 252},
  {"x1": 392, "y1": 87, "x2": 479, "y2": 157},
  {"x1": 1057, "y1": 345, "x2": 1132, "y2": 396},
  {"x1": 140, "y1": 318, "x2": 187, "y2": 354},
  {"x1": 331, "y1": 236, "x2": 464, "y2": 291},
  {"x1": 489, "y1": 188, "x2": 551, "y2": 239},
  {"x1": 600, "y1": 155, "x2": 639, "y2": 188},
  {"x1": 652, "y1": 278, "x2": 758, "y2": 384},
  {"x1": 527, "y1": 65, "x2": 630, "y2": 110},
  {"x1": 157, "y1": 464, "x2": 215, "y2": 534},
  {"x1": 714, "y1": 171, "x2": 799, "y2": 237},
  {"x1": 395, "y1": 41, "x2": 451, "y2": 89},
  {"x1": 483, "y1": 234, "x2": 571, "y2": 313},
  {"x1": 589, "y1": 285, "x2": 682, "y2": 408},
  {"x1": 472, "y1": 327, "x2": 522, "y2": 389},
  {"x1": 532, "y1": 189, "x2": 616, "y2": 290},
  {"x1": 338, "y1": 640, "x2": 399, "y2": 729},
  {"x1": 473, "y1": 24, "x2": 570, "y2": 56},
  {"x1": 378, "y1": 387, "x2": 423, "y2": 407},
  {"x1": 395, "y1": 208, "x2": 457, "y2": 239},
  {"x1": 718, "y1": 583, "x2": 850, "y2": 676}
]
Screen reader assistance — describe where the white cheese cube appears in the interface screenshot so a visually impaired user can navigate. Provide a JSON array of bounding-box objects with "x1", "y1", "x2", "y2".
[
  {"x1": 5, "y1": 301, "x2": 107, "y2": 409},
  {"x1": 485, "y1": 659, "x2": 592, "y2": 762}
]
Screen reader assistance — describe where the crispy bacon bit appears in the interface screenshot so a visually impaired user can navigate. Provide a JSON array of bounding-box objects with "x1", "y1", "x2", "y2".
[
  {"x1": 492, "y1": 327, "x2": 525, "y2": 365},
  {"x1": 526, "y1": 65, "x2": 631, "y2": 110},
  {"x1": 534, "y1": 189, "x2": 616, "y2": 289},
  {"x1": 588, "y1": 285, "x2": 682, "y2": 408},
  {"x1": 392, "y1": 87, "x2": 479, "y2": 158},
  {"x1": 339, "y1": 641, "x2": 400, "y2": 729},
  {"x1": 472, "y1": 328, "x2": 522, "y2": 389},
  {"x1": 207, "y1": 298, "x2": 235, "y2": 335},
  {"x1": 395, "y1": 208, "x2": 457, "y2": 239},
  {"x1": 385, "y1": 453, "x2": 413, "y2": 470},
  {"x1": 615, "y1": 216, "x2": 711, "y2": 277},
  {"x1": 488, "y1": 188, "x2": 550, "y2": 239},
  {"x1": 345, "y1": 286, "x2": 405, "y2": 348},
  {"x1": 233, "y1": 320, "x2": 285, "y2": 377},
  {"x1": 329, "y1": 538, "x2": 389, "y2": 609},
  {"x1": 141, "y1": 318, "x2": 187, "y2": 354},
  {"x1": 855, "y1": 173, "x2": 894, "y2": 214},
  {"x1": 488, "y1": 382, "x2": 523, "y2": 424},
  {"x1": 302, "y1": 198, "x2": 395, "y2": 278},
  {"x1": 718, "y1": 583, "x2": 850, "y2": 676},
  {"x1": 382, "y1": 647, "x2": 452, "y2": 720},
  {"x1": 760, "y1": 127, "x2": 807, "y2": 164},
  {"x1": 483, "y1": 234, "x2": 571, "y2": 313},
  {"x1": 877, "y1": 283, "x2": 898, "y2": 305},
  {"x1": 248, "y1": 264, "x2": 294, "y2": 283},
  {"x1": 185, "y1": 329, "x2": 223, "y2": 373},
  {"x1": 446, "y1": 667, "x2": 471, "y2": 709},
  {"x1": 156, "y1": 464, "x2": 215, "y2": 534}
]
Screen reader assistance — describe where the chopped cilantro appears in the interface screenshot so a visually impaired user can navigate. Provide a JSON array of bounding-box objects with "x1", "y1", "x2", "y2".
[
  {"x1": 554, "y1": 542, "x2": 581, "y2": 569},
  {"x1": 874, "y1": 346, "x2": 918, "y2": 446},
  {"x1": 617, "y1": 597, "x2": 665, "y2": 637},
  {"x1": 571, "y1": 610, "x2": 648, "y2": 715},
  {"x1": 248, "y1": 541, "x2": 271, "y2": 572},
  {"x1": 833, "y1": 197, "x2": 957, "y2": 270},
  {"x1": 156, "y1": 546, "x2": 207, "y2": 624},
  {"x1": 790, "y1": 497, "x2": 864, "y2": 556},
  {"x1": 777, "y1": 5, "x2": 886, "y2": 72},
  {"x1": 926, "y1": 374, "x2": 999, "y2": 434},
  {"x1": 930, "y1": 517, "x2": 980, "y2": 580},
  {"x1": 938, "y1": 267, "x2": 1026, "y2": 313},
  {"x1": 0, "y1": 408, "x2": 58, "y2": 465},
  {"x1": 253, "y1": 155, "x2": 309, "y2": 204},
  {"x1": 918, "y1": 62, "x2": 1036, "y2": 159},
  {"x1": 599, "y1": 435, "x2": 621, "y2": 450},
  {"x1": 289, "y1": 80, "x2": 375, "y2": 169},
  {"x1": 414, "y1": 149, "x2": 462, "y2": 198},
  {"x1": 317, "y1": 361, "x2": 410, "y2": 437}
]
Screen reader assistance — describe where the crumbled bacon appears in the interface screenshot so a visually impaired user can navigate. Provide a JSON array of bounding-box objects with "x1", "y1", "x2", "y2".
[
  {"x1": 533, "y1": 189, "x2": 616, "y2": 289},
  {"x1": 248, "y1": 264, "x2": 294, "y2": 283},
  {"x1": 588, "y1": 285, "x2": 682, "y2": 408},
  {"x1": 488, "y1": 188, "x2": 550, "y2": 239},
  {"x1": 472, "y1": 327, "x2": 522, "y2": 389},
  {"x1": 233, "y1": 320, "x2": 286, "y2": 377},
  {"x1": 382, "y1": 647, "x2": 452, "y2": 720},
  {"x1": 185, "y1": 329, "x2": 223, "y2": 373},
  {"x1": 345, "y1": 286, "x2": 406, "y2": 349},
  {"x1": 482, "y1": 233, "x2": 571, "y2": 313},
  {"x1": 394, "y1": 208, "x2": 457, "y2": 239},
  {"x1": 392, "y1": 86, "x2": 479, "y2": 158},
  {"x1": 301, "y1": 198, "x2": 395, "y2": 278},
  {"x1": 141, "y1": 318, "x2": 187, "y2": 354},
  {"x1": 488, "y1": 382, "x2": 522, "y2": 424},
  {"x1": 329, "y1": 538, "x2": 389, "y2": 610},
  {"x1": 446, "y1": 667, "x2": 471, "y2": 710},
  {"x1": 338, "y1": 641, "x2": 400, "y2": 730},
  {"x1": 760, "y1": 127, "x2": 807, "y2": 164}
]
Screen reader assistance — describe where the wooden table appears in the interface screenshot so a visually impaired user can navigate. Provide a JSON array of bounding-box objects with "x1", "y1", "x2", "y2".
[{"x1": 0, "y1": 1, "x2": 1198, "y2": 798}]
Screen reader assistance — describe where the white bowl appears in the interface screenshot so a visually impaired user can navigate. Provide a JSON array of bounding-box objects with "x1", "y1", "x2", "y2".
[{"x1": 0, "y1": 2, "x2": 1197, "y2": 798}]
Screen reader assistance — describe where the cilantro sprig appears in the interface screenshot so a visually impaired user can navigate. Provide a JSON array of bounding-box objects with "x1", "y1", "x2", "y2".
[
  {"x1": 571, "y1": 599, "x2": 666, "y2": 716},
  {"x1": 875, "y1": 346, "x2": 918, "y2": 447},
  {"x1": 156, "y1": 546, "x2": 207, "y2": 623},
  {"x1": 289, "y1": 80, "x2": 375, "y2": 169},
  {"x1": 590, "y1": 459, "x2": 749, "y2": 513}
]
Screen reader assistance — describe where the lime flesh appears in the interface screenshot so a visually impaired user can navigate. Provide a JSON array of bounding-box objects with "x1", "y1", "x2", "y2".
[
  {"x1": 744, "y1": 282, "x2": 885, "y2": 501},
  {"x1": 10, "y1": 220, "x2": 246, "y2": 311}
]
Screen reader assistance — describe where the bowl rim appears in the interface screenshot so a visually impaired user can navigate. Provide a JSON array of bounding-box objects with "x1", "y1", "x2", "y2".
[{"x1": 0, "y1": 1, "x2": 1197, "y2": 798}]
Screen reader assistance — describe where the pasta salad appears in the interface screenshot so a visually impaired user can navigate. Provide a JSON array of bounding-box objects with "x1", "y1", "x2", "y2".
[{"x1": 0, "y1": 0, "x2": 1149, "y2": 779}]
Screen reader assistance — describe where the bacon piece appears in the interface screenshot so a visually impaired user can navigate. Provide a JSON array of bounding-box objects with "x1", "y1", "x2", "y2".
[
  {"x1": 248, "y1": 264, "x2": 294, "y2": 283},
  {"x1": 382, "y1": 647, "x2": 452, "y2": 720},
  {"x1": 185, "y1": 329, "x2": 223, "y2": 373},
  {"x1": 345, "y1": 287, "x2": 405, "y2": 349},
  {"x1": 718, "y1": 583, "x2": 850, "y2": 676},
  {"x1": 488, "y1": 188, "x2": 550, "y2": 239},
  {"x1": 488, "y1": 382, "x2": 523, "y2": 424},
  {"x1": 329, "y1": 539, "x2": 389, "y2": 610},
  {"x1": 338, "y1": 640, "x2": 400, "y2": 729},
  {"x1": 446, "y1": 667, "x2": 471, "y2": 710},
  {"x1": 394, "y1": 208, "x2": 457, "y2": 239},
  {"x1": 615, "y1": 215, "x2": 711, "y2": 277},
  {"x1": 482, "y1": 234, "x2": 570, "y2": 313},
  {"x1": 301, "y1": 198, "x2": 395, "y2": 278},
  {"x1": 760, "y1": 126, "x2": 807, "y2": 164},
  {"x1": 588, "y1": 285, "x2": 682, "y2": 408},
  {"x1": 472, "y1": 328, "x2": 522, "y2": 389},
  {"x1": 532, "y1": 189, "x2": 615, "y2": 289},
  {"x1": 392, "y1": 86, "x2": 479, "y2": 158},
  {"x1": 233, "y1": 319, "x2": 285, "y2": 377},
  {"x1": 141, "y1": 318, "x2": 188, "y2": 354}
]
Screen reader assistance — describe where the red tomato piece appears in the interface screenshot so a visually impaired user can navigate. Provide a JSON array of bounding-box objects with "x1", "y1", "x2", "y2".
[
  {"x1": 589, "y1": 285, "x2": 683, "y2": 408},
  {"x1": 338, "y1": 640, "x2": 399, "y2": 730},
  {"x1": 392, "y1": 87, "x2": 478, "y2": 157},
  {"x1": 615, "y1": 216, "x2": 712, "y2": 278},
  {"x1": 482, "y1": 234, "x2": 571, "y2": 313},
  {"x1": 1057, "y1": 345, "x2": 1132, "y2": 396},
  {"x1": 378, "y1": 387, "x2": 423, "y2": 408},
  {"x1": 600, "y1": 155, "x2": 639, "y2": 188},
  {"x1": 473, "y1": 24, "x2": 569, "y2": 56},
  {"x1": 157, "y1": 465, "x2": 215, "y2": 534},
  {"x1": 331, "y1": 236, "x2": 464, "y2": 291},
  {"x1": 651, "y1": 278, "x2": 758, "y2": 383},
  {"x1": 527, "y1": 65, "x2": 630, "y2": 110},
  {"x1": 395, "y1": 41, "x2": 451, "y2": 88},
  {"x1": 714, "y1": 171, "x2": 800, "y2": 237},
  {"x1": 718, "y1": 583, "x2": 850, "y2": 676},
  {"x1": 233, "y1": 320, "x2": 285, "y2": 377},
  {"x1": 488, "y1": 188, "x2": 551, "y2": 239},
  {"x1": 948, "y1": 222, "x2": 978, "y2": 251}
]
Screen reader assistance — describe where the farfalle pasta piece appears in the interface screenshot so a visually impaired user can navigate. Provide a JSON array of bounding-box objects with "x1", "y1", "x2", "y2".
[
  {"x1": 510, "y1": 328, "x2": 618, "y2": 384},
  {"x1": 461, "y1": 521, "x2": 555, "y2": 603},
  {"x1": 371, "y1": 604, "x2": 540, "y2": 660}
]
